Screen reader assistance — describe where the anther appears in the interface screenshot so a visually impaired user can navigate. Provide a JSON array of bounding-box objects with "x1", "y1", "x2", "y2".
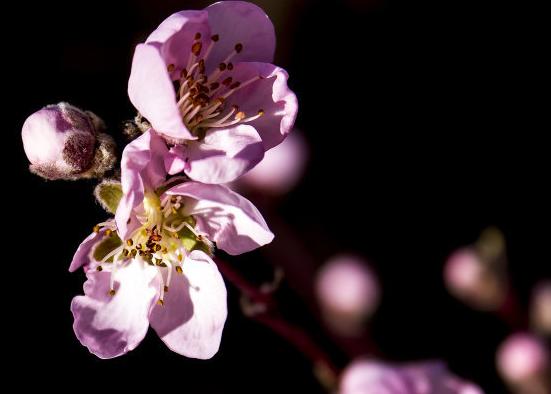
[
  {"x1": 211, "y1": 34, "x2": 219, "y2": 42},
  {"x1": 176, "y1": 266, "x2": 183, "y2": 274},
  {"x1": 108, "y1": 289, "x2": 116, "y2": 296},
  {"x1": 167, "y1": 64, "x2": 175, "y2": 72},
  {"x1": 151, "y1": 234, "x2": 162, "y2": 242},
  {"x1": 126, "y1": 239, "x2": 133, "y2": 246},
  {"x1": 96, "y1": 266, "x2": 103, "y2": 272},
  {"x1": 180, "y1": 68, "x2": 188, "y2": 79},
  {"x1": 222, "y1": 77, "x2": 233, "y2": 86},
  {"x1": 122, "y1": 249, "x2": 129, "y2": 257},
  {"x1": 195, "y1": 93, "x2": 210, "y2": 106},
  {"x1": 194, "y1": 32, "x2": 202, "y2": 40},
  {"x1": 209, "y1": 82, "x2": 220, "y2": 90},
  {"x1": 93, "y1": 225, "x2": 100, "y2": 233},
  {"x1": 157, "y1": 299, "x2": 164, "y2": 306},
  {"x1": 229, "y1": 81, "x2": 241, "y2": 90},
  {"x1": 191, "y1": 42, "x2": 202, "y2": 56},
  {"x1": 235, "y1": 43, "x2": 243, "y2": 53},
  {"x1": 235, "y1": 111, "x2": 246, "y2": 121},
  {"x1": 227, "y1": 62, "x2": 234, "y2": 70},
  {"x1": 154, "y1": 244, "x2": 162, "y2": 252},
  {"x1": 219, "y1": 63, "x2": 227, "y2": 71},
  {"x1": 105, "y1": 229, "x2": 113, "y2": 237},
  {"x1": 130, "y1": 249, "x2": 137, "y2": 257},
  {"x1": 164, "y1": 285, "x2": 169, "y2": 293}
]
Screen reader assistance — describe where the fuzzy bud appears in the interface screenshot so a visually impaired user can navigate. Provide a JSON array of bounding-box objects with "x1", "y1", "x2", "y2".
[
  {"x1": 316, "y1": 255, "x2": 380, "y2": 335},
  {"x1": 22, "y1": 102, "x2": 116, "y2": 180},
  {"x1": 496, "y1": 333, "x2": 550, "y2": 393}
]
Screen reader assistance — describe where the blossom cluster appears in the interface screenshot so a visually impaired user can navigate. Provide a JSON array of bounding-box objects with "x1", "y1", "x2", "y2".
[{"x1": 22, "y1": 1, "x2": 297, "y2": 359}]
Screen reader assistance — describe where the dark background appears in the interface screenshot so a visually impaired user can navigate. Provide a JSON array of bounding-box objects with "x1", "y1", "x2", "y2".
[{"x1": 6, "y1": 0, "x2": 548, "y2": 392}]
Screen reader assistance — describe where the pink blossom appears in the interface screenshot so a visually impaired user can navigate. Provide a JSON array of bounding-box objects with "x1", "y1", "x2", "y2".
[
  {"x1": 71, "y1": 246, "x2": 226, "y2": 359},
  {"x1": 128, "y1": 1, "x2": 298, "y2": 184},
  {"x1": 340, "y1": 359, "x2": 484, "y2": 394},
  {"x1": 70, "y1": 130, "x2": 273, "y2": 358},
  {"x1": 496, "y1": 333, "x2": 549, "y2": 384},
  {"x1": 316, "y1": 255, "x2": 380, "y2": 335},
  {"x1": 21, "y1": 102, "x2": 115, "y2": 180}
]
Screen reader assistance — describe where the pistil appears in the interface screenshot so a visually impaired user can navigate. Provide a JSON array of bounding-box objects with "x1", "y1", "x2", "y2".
[{"x1": 92, "y1": 191, "x2": 214, "y2": 299}]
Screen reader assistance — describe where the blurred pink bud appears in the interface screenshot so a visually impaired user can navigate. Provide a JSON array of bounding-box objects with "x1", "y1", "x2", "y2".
[
  {"x1": 316, "y1": 255, "x2": 379, "y2": 335},
  {"x1": 531, "y1": 281, "x2": 551, "y2": 335},
  {"x1": 496, "y1": 333, "x2": 549, "y2": 385},
  {"x1": 238, "y1": 130, "x2": 308, "y2": 195},
  {"x1": 340, "y1": 359, "x2": 484, "y2": 394},
  {"x1": 22, "y1": 102, "x2": 115, "y2": 180},
  {"x1": 444, "y1": 247, "x2": 506, "y2": 311}
]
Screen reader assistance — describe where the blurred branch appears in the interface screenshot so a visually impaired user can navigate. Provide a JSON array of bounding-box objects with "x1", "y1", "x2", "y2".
[{"x1": 215, "y1": 257, "x2": 339, "y2": 391}]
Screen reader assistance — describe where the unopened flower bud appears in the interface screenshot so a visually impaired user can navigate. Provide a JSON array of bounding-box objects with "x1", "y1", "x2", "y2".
[
  {"x1": 444, "y1": 247, "x2": 507, "y2": 311},
  {"x1": 316, "y1": 255, "x2": 380, "y2": 335},
  {"x1": 496, "y1": 333, "x2": 550, "y2": 393},
  {"x1": 22, "y1": 102, "x2": 116, "y2": 180}
]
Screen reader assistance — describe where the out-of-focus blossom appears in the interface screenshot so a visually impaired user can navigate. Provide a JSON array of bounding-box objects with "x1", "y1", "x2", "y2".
[
  {"x1": 531, "y1": 281, "x2": 551, "y2": 335},
  {"x1": 69, "y1": 130, "x2": 273, "y2": 359},
  {"x1": 316, "y1": 255, "x2": 380, "y2": 335},
  {"x1": 237, "y1": 130, "x2": 308, "y2": 195},
  {"x1": 22, "y1": 102, "x2": 115, "y2": 180},
  {"x1": 128, "y1": 1, "x2": 298, "y2": 184},
  {"x1": 444, "y1": 247, "x2": 507, "y2": 311},
  {"x1": 496, "y1": 333, "x2": 550, "y2": 393},
  {"x1": 339, "y1": 359, "x2": 483, "y2": 394}
]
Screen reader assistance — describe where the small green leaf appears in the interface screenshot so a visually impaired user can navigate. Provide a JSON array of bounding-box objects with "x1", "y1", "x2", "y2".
[
  {"x1": 93, "y1": 234, "x2": 122, "y2": 262},
  {"x1": 94, "y1": 180, "x2": 123, "y2": 214}
]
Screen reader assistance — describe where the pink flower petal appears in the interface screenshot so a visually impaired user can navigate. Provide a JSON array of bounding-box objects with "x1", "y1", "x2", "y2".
[
  {"x1": 220, "y1": 62, "x2": 298, "y2": 150},
  {"x1": 128, "y1": 44, "x2": 195, "y2": 140},
  {"x1": 165, "y1": 145, "x2": 188, "y2": 175},
  {"x1": 69, "y1": 229, "x2": 104, "y2": 272},
  {"x1": 180, "y1": 124, "x2": 264, "y2": 184},
  {"x1": 166, "y1": 182, "x2": 274, "y2": 255},
  {"x1": 116, "y1": 130, "x2": 168, "y2": 240},
  {"x1": 204, "y1": 1, "x2": 276, "y2": 73},
  {"x1": 146, "y1": 10, "x2": 212, "y2": 80},
  {"x1": 71, "y1": 261, "x2": 160, "y2": 359},
  {"x1": 150, "y1": 250, "x2": 227, "y2": 359}
]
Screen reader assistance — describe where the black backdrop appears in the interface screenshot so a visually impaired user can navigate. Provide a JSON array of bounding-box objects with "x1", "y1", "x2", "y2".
[{"x1": 6, "y1": 0, "x2": 549, "y2": 392}]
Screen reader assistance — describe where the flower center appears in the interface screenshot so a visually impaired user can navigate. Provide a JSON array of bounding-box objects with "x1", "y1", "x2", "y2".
[
  {"x1": 169, "y1": 32, "x2": 265, "y2": 136},
  {"x1": 92, "y1": 192, "x2": 213, "y2": 304}
]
